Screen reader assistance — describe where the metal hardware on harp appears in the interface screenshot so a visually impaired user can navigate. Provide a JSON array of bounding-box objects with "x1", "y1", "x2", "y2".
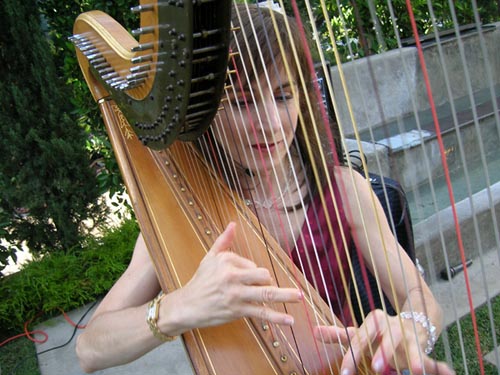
[{"x1": 72, "y1": 0, "x2": 232, "y2": 149}]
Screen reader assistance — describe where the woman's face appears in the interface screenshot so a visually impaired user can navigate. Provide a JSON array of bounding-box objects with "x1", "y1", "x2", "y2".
[{"x1": 213, "y1": 68, "x2": 299, "y2": 174}]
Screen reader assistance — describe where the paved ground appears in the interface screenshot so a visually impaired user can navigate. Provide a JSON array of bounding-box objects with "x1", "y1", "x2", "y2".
[
  {"x1": 35, "y1": 303, "x2": 193, "y2": 375},
  {"x1": 35, "y1": 249, "x2": 500, "y2": 374}
]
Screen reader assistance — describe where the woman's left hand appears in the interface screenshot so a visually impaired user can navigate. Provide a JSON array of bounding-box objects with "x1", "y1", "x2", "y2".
[{"x1": 314, "y1": 309, "x2": 455, "y2": 375}]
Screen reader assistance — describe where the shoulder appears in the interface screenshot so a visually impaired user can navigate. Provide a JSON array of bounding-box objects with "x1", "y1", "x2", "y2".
[
  {"x1": 331, "y1": 166, "x2": 381, "y2": 224},
  {"x1": 332, "y1": 165, "x2": 371, "y2": 195}
]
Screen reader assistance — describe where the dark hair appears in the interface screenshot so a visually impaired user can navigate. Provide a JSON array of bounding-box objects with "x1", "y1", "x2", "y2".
[{"x1": 229, "y1": 4, "x2": 343, "y2": 187}]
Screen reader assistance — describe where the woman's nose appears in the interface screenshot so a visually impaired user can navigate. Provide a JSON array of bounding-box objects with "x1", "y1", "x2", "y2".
[{"x1": 257, "y1": 97, "x2": 282, "y2": 134}]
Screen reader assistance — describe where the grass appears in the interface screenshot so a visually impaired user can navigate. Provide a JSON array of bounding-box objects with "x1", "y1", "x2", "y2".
[
  {"x1": 434, "y1": 294, "x2": 500, "y2": 374},
  {"x1": 0, "y1": 338, "x2": 40, "y2": 375}
]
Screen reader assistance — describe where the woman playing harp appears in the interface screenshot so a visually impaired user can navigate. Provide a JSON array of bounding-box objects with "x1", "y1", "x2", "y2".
[{"x1": 76, "y1": 4, "x2": 455, "y2": 375}]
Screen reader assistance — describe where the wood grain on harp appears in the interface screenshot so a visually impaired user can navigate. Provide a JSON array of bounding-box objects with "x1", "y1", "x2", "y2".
[{"x1": 72, "y1": 0, "x2": 499, "y2": 374}]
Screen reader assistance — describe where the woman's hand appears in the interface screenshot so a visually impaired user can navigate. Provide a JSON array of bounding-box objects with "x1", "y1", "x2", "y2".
[
  {"x1": 314, "y1": 309, "x2": 455, "y2": 375},
  {"x1": 163, "y1": 222, "x2": 302, "y2": 335}
]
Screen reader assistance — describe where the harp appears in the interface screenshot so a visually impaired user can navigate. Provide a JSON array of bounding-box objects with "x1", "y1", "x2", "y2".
[{"x1": 71, "y1": 0, "x2": 499, "y2": 374}]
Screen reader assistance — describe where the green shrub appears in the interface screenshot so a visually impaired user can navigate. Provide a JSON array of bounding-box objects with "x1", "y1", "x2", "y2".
[
  {"x1": 0, "y1": 219, "x2": 139, "y2": 336},
  {"x1": 0, "y1": 0, "x2": 107, "y2": 273}
]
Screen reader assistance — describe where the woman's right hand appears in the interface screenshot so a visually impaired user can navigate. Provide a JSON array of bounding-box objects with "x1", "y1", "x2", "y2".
[{"x1": 160, "y1": 222, "x2": 302, "y2": 335}]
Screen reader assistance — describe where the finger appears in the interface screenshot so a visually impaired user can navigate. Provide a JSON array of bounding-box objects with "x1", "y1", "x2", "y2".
[
  {"x1": 243, "y1": 303, "x2": 295, "y2": 326},
  {"x1": 341, "y1": 319, "x2": 382, "y2": 375},
  {"x1": 240, "y1": 285, "x2": 303, "y2": 304},
  {"x1": 225, "y1": 253, "x2": 259, "y2": 270},
  {"x1": 209, "y1": 222, "x2": 237, "y2": 256},
  {"x1": 370, "y1": 325, "x2": 403, "y2": 373},
  {"x1": 414, "y1": 356, "x2": 456, "y2": 375},
  {"x1": 314, "y1": 325, "x2": 357, "y2": 344},
  {"x1": 237, "y1": 267, "x2": 272, "y2": 285}
]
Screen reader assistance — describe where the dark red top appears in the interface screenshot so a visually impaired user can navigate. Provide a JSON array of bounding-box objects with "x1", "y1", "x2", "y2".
[{"x1": 292, "y1": 181, "x2": 353, "y2": 326}]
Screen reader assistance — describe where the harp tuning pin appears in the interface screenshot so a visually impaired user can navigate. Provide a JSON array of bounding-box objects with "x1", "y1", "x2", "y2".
[
  {"x1": 86, "y1": 52, "x2": 103, "y2": 60},
  {"x1": 127, "y1": 71, "x2": 148, "y2": 81},
  {"x1": 131, "y1": 42, "x2": 154, "y2": 52},
  {"x1": 130, "y1": 64, "x2": 151, "y2": 73},
  {"x1": 76, "y1": 41, "x2": 93, "y2": 50},
  {"x1": 106, "y1": 76, "x2": 124, "y2": 85},
  {"x1": 131, "y1": 26, "x2": 155, "y2": 36},
  {"x1": 90, "y1": 57, "x2": 106, "y2": 65},
  {"x1": 130, "y1": 4, "x2": 154, "y2": 13},
  {"x1": 98, "y1": 67, "x2": 114, "y2": 75},
  {"x1": 131, "y1": 54, "x2": 153, "y2": 64},
  {"x1": 83, "y1": 48, "x2": 99, "y2": 56},
  {"x1": 102, "y1": 71, "x2": 119, "y2": 80},
  {"x1": 68, "y1": 34, "x2": 86, "y2": 44},
  {"x1": 93, "y1": 61, "x2": 110, "y2": 70}
]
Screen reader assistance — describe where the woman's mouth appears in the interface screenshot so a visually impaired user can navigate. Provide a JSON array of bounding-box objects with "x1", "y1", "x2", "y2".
[{"x1": 251, "y1": 141, "x2": 282, "y2": 152}]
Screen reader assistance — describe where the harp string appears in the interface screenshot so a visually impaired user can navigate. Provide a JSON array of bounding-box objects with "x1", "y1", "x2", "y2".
[
  {"x1": 302, "y1": 0, "x2": 391, "y2": 329},
  {"x1": 214, "y1": 4, "x2": 360, "y2": 370},
  {"x1": 327, "y1": 0, "x2": 498, "y2": 371},
  {"x1": 313, "y1": 0, "x2": 403, "y2": 325},
  {"x1": 410, "y1": 0, "x2": 499, "y2": 367},
  {"x1": 213, "y1": 29, "x2": 330, "y2": 370},
  {"x1": 197, "y1": 15, "x2": 322, "y2": 368},
  {"x1": 279, "y1": 2, "x2": 436, "y2": 370},
  {"x1": 309, "y1": 3, "x2": 406, "y2": 352},
  {"x1": 244, "y1": 2, "x2": 396, "y2": 370},
  {"x1": 238, "y1": 2, "x2": 398, "y2": 370},
  {"x1": 278, "y1": 0, "x2": 370, "y2": 357},
  {"x1": 426, "y1": 2, "x2": 499, "y2": 365},
  {"x1": 227, "y1": 5, "x2": 335, "y2": 366},
  {"x1": 263, "y1": 0, "x2": 360, "y2": 340},
  {"x1": 309, "y1": 0, "x2": 391, "y2": 324},
  {"x1": 403, "y1": 1, "x2": 488, "y2": 372},
  {"x1": 304, "y1": 0, "x2": 476, "y2": 370},
  {"x1": 299, "y1": 2, "x2": 423, "y2": 371}
]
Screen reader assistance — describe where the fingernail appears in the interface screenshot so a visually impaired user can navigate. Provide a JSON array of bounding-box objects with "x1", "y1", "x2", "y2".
[
  {"x1": 372, "y1": 358, "x2": 384, "y2": 372},
  {"x1": 285, "y1": 316, "x2": 294, "y2": 325},
  {"x1": 342, "y1": 369, "x2": 351, "y2": 375}
]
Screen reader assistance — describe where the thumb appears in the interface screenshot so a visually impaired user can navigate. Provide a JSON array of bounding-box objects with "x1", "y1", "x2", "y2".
[
  {"x1": 209, "y1": 222, "x2": 237, "y2": 256},
  {"x1": 314, "y1": 325, "x2": 357, "y2": 344}
]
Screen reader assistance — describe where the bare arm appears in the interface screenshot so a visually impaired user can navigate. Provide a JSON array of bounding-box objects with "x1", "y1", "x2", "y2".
[
  {"x1": 342, "y1": 169, "x2": 442, "y2": 325},
  {"x1": 316, "y1": 168, "x2": 453, "y2": 375},
  {"x1": 76, "y1": 233, "x2": 163, "y2": 372},
  {"x1": 76, "y1": 223, "x2": 302, "y2": 373}
]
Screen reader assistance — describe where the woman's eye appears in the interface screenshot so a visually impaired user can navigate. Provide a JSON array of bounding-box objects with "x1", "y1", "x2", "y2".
[
  {"x1": 276, "y1": 93, "x2": 293, "y2": 101},
  {"x1": 233, "y1": 97, "x2": 252, "y2": 106}
]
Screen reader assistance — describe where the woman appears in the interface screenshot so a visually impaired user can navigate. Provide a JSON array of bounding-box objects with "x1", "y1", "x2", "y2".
[{"x1": 76, "y1": 4, "x2": 454, "y2": 375}]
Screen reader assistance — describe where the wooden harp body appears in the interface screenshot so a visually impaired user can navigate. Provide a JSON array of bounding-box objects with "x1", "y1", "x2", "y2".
[{"x1": 72, "y1": 2, "x2": 357, "y2": 374}]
